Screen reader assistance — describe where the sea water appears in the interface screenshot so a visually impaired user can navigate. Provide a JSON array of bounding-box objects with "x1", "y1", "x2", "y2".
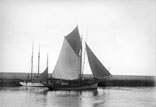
[{"x1": 0, "y1": 86, "x2": 155, "y2": 107}]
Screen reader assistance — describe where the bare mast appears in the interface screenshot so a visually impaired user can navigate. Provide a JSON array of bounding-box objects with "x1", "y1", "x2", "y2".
[
  {"x1": 47, "y1": 53, "x2": 49, "y2": 79},
  {"x1": 79, "y1": 36, "x2": 82, "y2": 81},
  {"x1": 31, "y1": 42, "x2": 34, "y2": 81},
  {"x1": 38, "y1": 44, "x2": 40, "y2": 77},
  {"x1": 47, "y1": 53, "x2": 48, "y2": 70}
]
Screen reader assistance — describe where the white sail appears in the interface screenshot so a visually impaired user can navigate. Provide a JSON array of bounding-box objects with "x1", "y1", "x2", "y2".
[
  {"x1": 52, "y1": 38, "x2": 80, "y2": 80},
  {"x1": 82, "y1": 50, "x2": 92, "y2": 75}
]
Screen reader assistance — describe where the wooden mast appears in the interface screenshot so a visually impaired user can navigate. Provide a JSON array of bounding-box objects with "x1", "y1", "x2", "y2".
[
  {"x1": 79, "y1": 33, "x2": 83, "y2": 81},
  {"x1": 31, "y1": 42, "x2": 34, "y2": 81},
  {"x1": 47, "y1": 53, "x2": 48, "y2": 71},
  {"x1": 38, "y1": 44, "x2": 40, "y2": 77}
]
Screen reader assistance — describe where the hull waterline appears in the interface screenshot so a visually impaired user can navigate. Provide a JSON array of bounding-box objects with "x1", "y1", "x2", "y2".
[
  {"x1": 43, "y1": 81, "x2": 98, "y2": 90},
  {"x1": 49, "y1": 83, "x2": 97, "y2": 90}
]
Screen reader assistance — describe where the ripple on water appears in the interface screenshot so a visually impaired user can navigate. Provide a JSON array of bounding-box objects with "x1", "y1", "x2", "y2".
[{"x1": 0, "y1": 87, "x2": 155, "y2": 107}]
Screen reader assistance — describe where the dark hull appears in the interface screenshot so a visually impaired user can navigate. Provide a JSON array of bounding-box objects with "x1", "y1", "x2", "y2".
[{"x1": 43, "y1": 78, "x2": 98, "y2": 90}]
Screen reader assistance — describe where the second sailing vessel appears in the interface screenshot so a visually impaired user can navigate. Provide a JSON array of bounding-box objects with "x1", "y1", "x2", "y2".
[{"x1": 19, "y1": 45, "x2": 48, "y2": 87}]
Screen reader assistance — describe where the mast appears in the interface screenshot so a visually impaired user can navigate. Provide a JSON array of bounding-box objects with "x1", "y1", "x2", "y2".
[
  {"x1": 79, "y1": 47, "x2": 82, "y2": 81},
  {"x1": 47, "y1": 53, "x2": 48, "y2": 70},
  {"x1": 47, "y1": 53, "x2": 49, "y2": 79},
  {"x1": 38, "y1": 44, "x2": 40, "y2": 77},
  {"x1": 79, "y1": 33, "x2": 83, "y2": 81},
  {"x1": 80, "y1": 34, "x2": 84, "y2": 80},
  {"x1": 31, "y1": 42, "x2": 34, "y2": 81},
  {"x1": 82, "y1": 27, "x2": 88, "y2": 78}
]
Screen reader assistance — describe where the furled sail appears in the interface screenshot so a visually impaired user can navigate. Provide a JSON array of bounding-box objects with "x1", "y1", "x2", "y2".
[
  {"x1": 38, "y1": 67, "x2": 48, "y2": 81},
  {"x1": 85, "y1": 43, "x2": 111, "y2": 79},
  {"x1": 52, "y1": 27, "x2": 82, "y2": 80}
]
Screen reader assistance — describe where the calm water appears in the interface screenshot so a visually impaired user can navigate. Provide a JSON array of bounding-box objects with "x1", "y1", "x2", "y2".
[{"x1": 0, "y1": 87, "x2": 155, "y2": 107}]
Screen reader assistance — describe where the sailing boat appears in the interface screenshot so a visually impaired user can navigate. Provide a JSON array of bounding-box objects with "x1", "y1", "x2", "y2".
[
  {"x1": 43, "y1": 26, "x2": 111, "y2": 90},
  {"x1": 19, "y1": 45, "x2": 48, "y2": 87}
]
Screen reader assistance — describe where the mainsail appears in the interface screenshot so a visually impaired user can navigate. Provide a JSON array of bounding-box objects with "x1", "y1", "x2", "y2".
[
  {"x1": 52, "y1": 27, "x2": 82, "y2": 80},
  {"x1": 85, "y1": 43, "x2": 111, "y2": 79}
]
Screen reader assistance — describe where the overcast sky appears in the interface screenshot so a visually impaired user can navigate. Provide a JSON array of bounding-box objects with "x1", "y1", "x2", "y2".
[{"x1": 0, "y1": 0, "x2": 155, "y2": 76}]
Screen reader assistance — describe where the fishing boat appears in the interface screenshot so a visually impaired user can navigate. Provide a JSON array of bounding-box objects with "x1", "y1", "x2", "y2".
[
  {"x1": 19, "y1": 45, "x2": 48, "y2": 87},
  {"x1": 43, "y1": 26, "x2": 111, "y2": 90}
]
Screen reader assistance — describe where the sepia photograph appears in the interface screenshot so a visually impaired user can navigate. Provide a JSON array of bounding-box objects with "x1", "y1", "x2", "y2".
[{"x1": 0, "y1": 0, "x2": 155, "y2": 107}]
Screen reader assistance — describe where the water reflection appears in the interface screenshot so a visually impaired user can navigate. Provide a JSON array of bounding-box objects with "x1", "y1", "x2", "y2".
[
  {"x1": 45, "y1": 89, "x2": 100, "y2": 107},
  {"x1": 0, "y1": 87, "x2": 155, "y2": 107},
  {"x1": 50, "y1": 89, "x2": 98, "y2": 97},
  {"x1": 0, "y1": 87, "x2": 48, "y2": 95}
]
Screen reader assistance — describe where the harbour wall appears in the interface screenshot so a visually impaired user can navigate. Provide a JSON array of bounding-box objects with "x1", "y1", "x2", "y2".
[{"x1": 0, "y1": 72, "x2": 155, "y2": 87}]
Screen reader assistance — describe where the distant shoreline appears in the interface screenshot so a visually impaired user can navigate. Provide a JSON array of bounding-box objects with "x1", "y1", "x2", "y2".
[{"x1": 0, "y1": 72, "x2": 155, "y2": 87}]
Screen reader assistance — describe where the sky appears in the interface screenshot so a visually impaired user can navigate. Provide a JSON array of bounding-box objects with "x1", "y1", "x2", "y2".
[{"x1": 0, "y1": 0, "x2": 155, "y2": 76}]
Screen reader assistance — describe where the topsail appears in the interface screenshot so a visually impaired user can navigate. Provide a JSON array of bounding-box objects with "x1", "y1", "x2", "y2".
[{"x1": 65, "y1": 26, "x2": 82, "y2": 56}]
